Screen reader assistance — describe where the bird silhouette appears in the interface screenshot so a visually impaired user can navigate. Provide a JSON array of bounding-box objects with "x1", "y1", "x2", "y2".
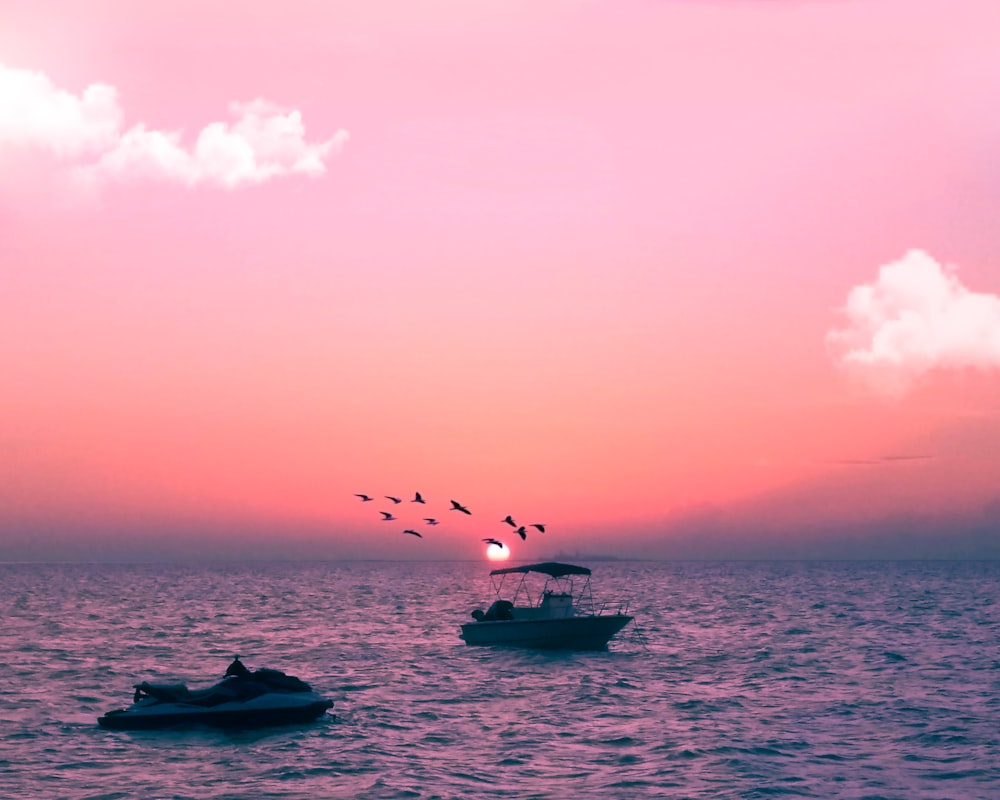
[
  {"x1": 380, "y1": 511, "x2": 397, "y2": 521},
  {"x1": 354, "y1": 494, "x2": 373, "y2": 502},
  {"x1": 502, "y1": 515, "x2": 517, "y2": 527},
  {"x1": 450, "y1": 500, "x2": 471, "y2": 515},
  {"x1": 514, "y1": 526, "x2": 527, "y2": 540},
  {"x1": 424, "y1": 518, "x2": 439, "y2": 525},
  {"x1": 385, "y1": 496, "x2": 402, "y2": 504},
  {"x1": 530, "y1": 523, "x2": 546, "y2": 533},
  {"x1": 402, "y1": 529, "x2": 423, "y2": 538},
  {"x1": 412, "y1": 492, "x2": 426, "y2": 504},
  {"x1": 482, "y1": 538, "x2": 505, "y2": 547}
]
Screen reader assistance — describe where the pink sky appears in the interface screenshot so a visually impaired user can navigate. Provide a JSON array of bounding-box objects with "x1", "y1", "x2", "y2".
[{"x1": 2, "y1": 0, "x2": 1000, "y2": 561}]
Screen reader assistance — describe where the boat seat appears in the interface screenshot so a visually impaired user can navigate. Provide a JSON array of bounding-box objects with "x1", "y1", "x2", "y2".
[{"x1": 484, "y1": 600, "x2": 514, "y2": 621}]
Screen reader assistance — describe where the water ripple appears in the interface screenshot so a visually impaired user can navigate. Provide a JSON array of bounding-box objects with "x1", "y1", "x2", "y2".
[{"x1": 0, "y1": 561, "x2": 998, "y2": 798}]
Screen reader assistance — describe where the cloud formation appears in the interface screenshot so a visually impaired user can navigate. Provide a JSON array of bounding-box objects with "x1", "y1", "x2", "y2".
[
  {"x1": 827, "y1": 250, "x2": 1000, "y2": 396},
  {"x1": 0, "y1": 65, "x2": 122, "y2": 156},
  {"x1": 0, "y1": 63, "x2": 348, "y2": 189}
]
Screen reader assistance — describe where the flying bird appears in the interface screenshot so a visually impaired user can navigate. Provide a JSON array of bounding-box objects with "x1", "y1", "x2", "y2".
[
  {"x1": 450, "y1": 500, "x2": 471, "y2": 515},
  {"x1": 354, "y1": 494, "x2": 373, "y2": 502},
  {"x1": 482, "y1": 538, "x2": 505, "y2": 547},
  {"x1": 424, "y1": 518, "x2": 440, "y2": 525},
  {"x1": 412, "y1": 492, "x2": 426, "y2": 503},
  {"x1": 514, "y1": 526, "x2": 527, "y2": 540},
  {"x1": 502, "y1": 515, "x2": 517, "y2": 527},
  {"x1": 530, "y1": 523, "x2": 546, "y2": 533},
  {"x1": 402, "y1": 529, "x2": 423, "y2": 538},
  {"x1": 385, "y1": 496, "x2": 402, "y2": 504},
  {"x1": 380, "y1": 511, "x2": 397, "y2": 521}
]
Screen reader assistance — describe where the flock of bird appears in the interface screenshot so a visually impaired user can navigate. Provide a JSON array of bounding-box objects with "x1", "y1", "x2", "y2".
[{"x1": 353, "y1": 491, "x2": 546, "y2": 549}]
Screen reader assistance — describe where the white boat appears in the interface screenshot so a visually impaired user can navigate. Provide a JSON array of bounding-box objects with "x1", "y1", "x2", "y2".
[{"x1": 460, "y1": 562, "x2": 633, "y2": 650}]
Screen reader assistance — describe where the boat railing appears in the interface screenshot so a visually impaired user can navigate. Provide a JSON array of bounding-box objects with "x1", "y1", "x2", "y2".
[{"x1": 592, "y1": 599, "x2": 631, "y2": 617}]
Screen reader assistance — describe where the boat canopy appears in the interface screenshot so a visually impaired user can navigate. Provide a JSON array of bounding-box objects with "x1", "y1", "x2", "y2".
[{"x1": 489, "y1": 561, "x2": 592, "y2": 578}]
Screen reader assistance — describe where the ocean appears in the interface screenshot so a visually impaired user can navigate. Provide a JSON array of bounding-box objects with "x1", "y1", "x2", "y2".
[{"x1": 1, "y1": 560, "x2": 997, "y2": 799}]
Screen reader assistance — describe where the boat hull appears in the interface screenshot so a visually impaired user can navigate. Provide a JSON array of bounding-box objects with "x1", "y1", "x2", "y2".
[
  {"x1": 460, "y1": 614, "x2": 632, "y2": 650},
  {"x1": 98, "y1": 694, "x2": 333, "y2": 730}
]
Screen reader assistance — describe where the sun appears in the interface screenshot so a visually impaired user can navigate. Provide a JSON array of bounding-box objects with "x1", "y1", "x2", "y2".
[{"x1": 486, "y1": 543, "x2": 511, "y2": 561}]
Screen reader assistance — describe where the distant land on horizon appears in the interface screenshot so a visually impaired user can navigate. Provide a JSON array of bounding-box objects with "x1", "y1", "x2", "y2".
[
  {"x1": 2, "y1": 514, "x2": 1000, "y2": 563},
  {"x1": 542, "y1": 553, "x2": 622, "y2": 563}
]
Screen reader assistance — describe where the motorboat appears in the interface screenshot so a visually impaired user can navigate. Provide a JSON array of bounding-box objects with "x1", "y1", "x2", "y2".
[
  {"x1": 98, "y1": 657, "x2": 333, "y2": 730},
  {"x1": 460, "y1": 561, "x2": 633, "y2": 650}
]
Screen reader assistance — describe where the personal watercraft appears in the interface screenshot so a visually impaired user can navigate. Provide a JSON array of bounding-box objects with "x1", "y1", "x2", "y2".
[{"x1": 98, "y1": 657, "x2": 333, "y2": 730}]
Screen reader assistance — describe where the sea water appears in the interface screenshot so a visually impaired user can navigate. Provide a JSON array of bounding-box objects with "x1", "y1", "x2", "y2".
[{"x1": 1, "y1": 560, "x2": 998, "y2": 799}]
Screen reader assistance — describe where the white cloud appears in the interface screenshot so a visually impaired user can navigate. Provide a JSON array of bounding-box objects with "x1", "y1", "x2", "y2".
[
  {"x1": 827, "y1": 250, "x2": 1000, "y2": 396},
  {"x1": 85, "y1": 101, "x2": 349, "y2": 189},
  {"x1": 0, "y1": 64, "x2": 122, "y2": 156},
  {"x1": 0, "y1": 64, "x2": 348, "y2": 190}
]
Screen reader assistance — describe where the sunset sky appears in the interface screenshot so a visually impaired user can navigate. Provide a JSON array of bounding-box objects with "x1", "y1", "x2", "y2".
[{"x1": 3, "y1": 0, "x2": 1000, "y2": 561}]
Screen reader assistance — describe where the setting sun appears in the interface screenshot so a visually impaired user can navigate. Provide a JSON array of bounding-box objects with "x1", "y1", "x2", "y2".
[{"x1": 486, "y1": 543, "x2": 510, "y2": 561}]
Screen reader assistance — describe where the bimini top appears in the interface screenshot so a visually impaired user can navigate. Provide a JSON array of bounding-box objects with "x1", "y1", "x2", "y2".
[{"x1": 489, "y1": 561, "x2": 592, "y2": 578}]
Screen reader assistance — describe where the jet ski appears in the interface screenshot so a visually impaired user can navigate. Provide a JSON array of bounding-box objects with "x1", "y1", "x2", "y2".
[{"x1": 98, "y1": 656, "x2": 333, "y2": 730}]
